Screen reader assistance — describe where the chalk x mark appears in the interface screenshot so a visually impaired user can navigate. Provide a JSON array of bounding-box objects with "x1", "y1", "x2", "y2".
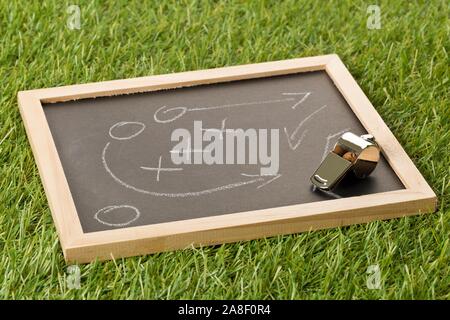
[{"x1": 140, "y1": 156, "x2": 183, "y2": 182}]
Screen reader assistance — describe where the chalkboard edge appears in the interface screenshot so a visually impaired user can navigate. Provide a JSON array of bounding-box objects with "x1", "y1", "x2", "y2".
[
  {"x1": 65, "y1": 189, "x2": 436, "y2": 263},
  {"x1": 17, "y1": 54, "x2": 437, "y2": 263}
]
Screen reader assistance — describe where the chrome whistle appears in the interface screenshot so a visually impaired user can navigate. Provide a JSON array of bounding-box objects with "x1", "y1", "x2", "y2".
[{"x1": 311, "y1": 132, "x2": 381, "y2": 191}]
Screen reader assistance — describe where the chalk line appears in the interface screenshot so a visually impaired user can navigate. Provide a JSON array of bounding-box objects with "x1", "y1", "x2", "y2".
[
  {"x1": 287, "y1": 104, "x2": 328, "y2": 140},
  {"x1": 240, "y1": 173, "x2": 277, "y2": 177},
  {"x1": 240, "y1": 173, "x2": 282, "y2": 189},
  {"x1": 321, "y1": 128, "x2": 351, "y2": 161},
  {"x1": 241, "y1": 173, "x2": 262, "y2": 177},
  {"x1": 153, "y1": 94, "x2": 310, "y2": 123},
  {"x1": 282, "y1": 105, "x2": 327, "y2": 151},
  {"x1": 188, "y1": 98, "x2": 295, "y2": 111},
  {"x1": 102, "y1": 142, "x2": 264, "y2": 197},
  {"x1": 284, "y1": 128, "x2": 308, "y2": 151},
  {"x1": 202, "y1": 118, "x2": 227, "y2": 140},
  {"x1": 257, "y1": 174, "x2": 282, "y2": 189},
  {"x1": 282, "y1": 92, "x2": 311, "y2": 109}
]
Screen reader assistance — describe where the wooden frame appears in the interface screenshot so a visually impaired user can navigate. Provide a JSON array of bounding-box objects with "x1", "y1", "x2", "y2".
[{"x1": 18, "y1": 54, "x2": 437, "y2": 263}]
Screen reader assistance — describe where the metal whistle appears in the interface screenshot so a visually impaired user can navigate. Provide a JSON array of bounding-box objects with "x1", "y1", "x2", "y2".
[{"x1": 311, "y1": 132, "x2": 380, "y2": 191}]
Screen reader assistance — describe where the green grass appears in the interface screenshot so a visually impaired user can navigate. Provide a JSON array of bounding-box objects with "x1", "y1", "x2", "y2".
[{"x1": 0, "y1": 0, "x2": 449, "y2": 299}]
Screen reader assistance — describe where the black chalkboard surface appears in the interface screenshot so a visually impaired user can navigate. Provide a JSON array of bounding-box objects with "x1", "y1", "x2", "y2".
[{"x1": 44, "y1": 71, "x2": 404, "y2": 233}]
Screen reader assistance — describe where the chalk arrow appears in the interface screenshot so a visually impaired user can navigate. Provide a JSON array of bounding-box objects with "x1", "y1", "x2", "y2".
[
  {"x1": 282, "y1": 92, "x2": 312, "y2": 109},
  {"x1": 284, "y1": 128, "x2": 308, "y2": 151},
  {"x1": 154, "y1": 93, "x2": 312, "y2": 123},
  {"x1": 257, "y1": 174, "x2": 282, "y2": 189},
  {"x1": 283, "y1": 105, "x2": 327, "y2": 150}
]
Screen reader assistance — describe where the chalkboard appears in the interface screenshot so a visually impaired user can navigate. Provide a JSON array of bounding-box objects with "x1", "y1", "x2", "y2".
[
  {"x1": 44, "y1": 71, "x2": 403, "y2": 233},
  {"x1": 20, "y1": 55, "x2": 435, "y2": 262}
]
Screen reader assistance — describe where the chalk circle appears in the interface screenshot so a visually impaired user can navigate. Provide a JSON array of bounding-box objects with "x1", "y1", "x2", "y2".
[
  {"x1": 94, "y1": 205, "x2": 141, "y2": 227},
  {"x1": 109, "y1": 121, "x2": 145, "y2": 140},
  {"x1": 154, "y1": 105, "x2": 187, "y2": 123}
]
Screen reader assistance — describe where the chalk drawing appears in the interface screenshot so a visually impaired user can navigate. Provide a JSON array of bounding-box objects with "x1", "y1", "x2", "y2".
[
  {"x1": 169, "y1": 133, "x2": 211, "y2": 155},
  {"x1": 109, "y1": 121, "x2": 146, "y2": 140},
  {"x1": 202, "y1": 118, "x2": 227, "y2": 140},
  {"x1": 241, "y1": 173, "x2": 263, "y2": 177},
  {"x1": 102, "y1": 142, "x2": 265, "y2": 197},
  {"x1": 321, "y1": 128, "x2": 351, "y2": 161},
  {"x1": 153, "y1": 106, "x2": 188, "y2": 124},
  {"x1": 141, "y1": 156, "x2": 183, "y2": 182},
  {"x1": 257, "y1": 174, "x2": 282, "y2": 189},
  {"x1": 284, "y1": 129, "x2": 308, "y2": 151},
  {"x1": 282, "y1": 92, "x2": 311, "y2": 109},
  {"x1": 188, "y1": 98, "x2": 294, "y2": 112},
  {"x1": 240, "y1": 173, "x2": 282, "y2": 189},
  {"x1": 102, "y1": 95, "x2": 333, "y2": 198},
  {"x1": 94, "y1": 205, "x2": 141, "y2": 227},
  {"x1": 284, "y1": 105, "x2": 327, "y2": 150},
  {"x1": 153, "y1": 94, "x2": 310, "y2": 124}
]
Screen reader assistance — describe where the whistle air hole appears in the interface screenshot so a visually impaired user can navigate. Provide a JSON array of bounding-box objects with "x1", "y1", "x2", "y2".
[{"x1": 342, "y1": 151, "x2": 357, "y2": 163}]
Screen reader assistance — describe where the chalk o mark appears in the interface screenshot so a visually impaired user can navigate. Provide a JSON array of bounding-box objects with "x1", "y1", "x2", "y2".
[
  {"x1": 102, "y1": 142, "x2": 264, "y2": 197},
  {"x1": 154, "y1": 105, "x2": 188, "y2": 123},
  {"x1": 109, "y1": 121, "x2": 146, "y2": 140},
  {"x1": 94, "y1": 205, "x2": 141, "y2": 227}
]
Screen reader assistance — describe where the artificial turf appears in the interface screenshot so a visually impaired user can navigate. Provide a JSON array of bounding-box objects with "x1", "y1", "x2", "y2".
[{"x1": 0, "y1": 0, "x2": 448, "y2": 299}]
